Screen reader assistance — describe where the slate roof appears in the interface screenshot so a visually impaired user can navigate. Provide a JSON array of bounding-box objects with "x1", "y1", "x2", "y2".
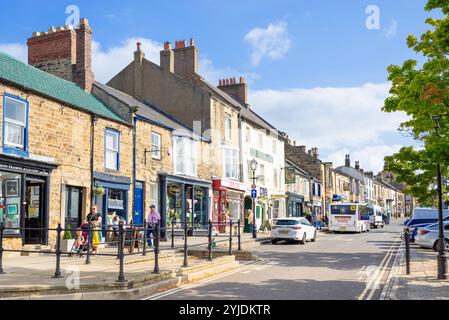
[
  {"x1": 0, "y1": 51, "x2": 126, "y2": 124},
  {"x1": 93, "y1": 82, "x2": 207, "y2": 141},
  {"x1": 335, "y1": 166, "x2": 366, "y2": 182}
]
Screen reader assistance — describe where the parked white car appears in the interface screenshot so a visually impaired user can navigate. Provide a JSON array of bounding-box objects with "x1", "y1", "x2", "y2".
[
  {"x1": 415, "y1": 221, "x2": 449, "y2": 251},
  {"x1": 271, "y1": 217, "x2": 317, "y2": 245}
]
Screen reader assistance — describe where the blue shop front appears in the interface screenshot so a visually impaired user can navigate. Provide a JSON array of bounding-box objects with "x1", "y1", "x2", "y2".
[
  {"x1": 159, "y1": 173, "x2": 211, "y2": 240},
  {"x1": 92, "y1": 171, "x2": 131, "y2": 234}
]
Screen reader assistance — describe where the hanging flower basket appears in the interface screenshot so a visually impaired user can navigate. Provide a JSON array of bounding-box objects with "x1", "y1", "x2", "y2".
[{"x1": 93, "y1": 185, "x2": 105, "y2": 196}]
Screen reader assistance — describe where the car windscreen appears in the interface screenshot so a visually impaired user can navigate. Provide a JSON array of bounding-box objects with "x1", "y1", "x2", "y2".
[
  {"x1": 331, "y1": 205, "x2": 356, "y2": 215},
  {"x1": 274, "y1": 219, "x2": 300, "y2": 226}
]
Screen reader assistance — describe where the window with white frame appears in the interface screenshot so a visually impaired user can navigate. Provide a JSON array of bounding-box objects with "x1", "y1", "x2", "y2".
[
  {"x1": 295, "y1": 176, "x2": 300, "y2": 194},
  {"x1": 246, "y1": 127, "x2": 251, "y2": 143},
  {"x1": 223, "y1": 147, "x2": 239, "y2": 179},
  {"x1": 259, "y1": 164, "x2": 265, "y2": 185},
  {"x1": 151, "y1": 132, "x2": 161, "y2": 160},
  {"x1": 105, "y1": 129, "x2": 119, "y2": 170},
  {"x1": 224, "y1": 113, "x2": 232, "y2": 142},
  {"x1": 174, "y1": 136, "x2": 197, "y2": 176},
  {"x1": 272, "y1": 139, "x2": 277, "y2": 154},
  {"x1": 3, "y1": 95, "x2": 28, "y2": 151},
  {"x1": 149, "y1": 182, "x2": 159, "y2": 208},
  {"x1": 258, "y1": 132, "x2": 264, "y2": 148},
  {"x1": 274, "y1": 169, "x2": 279, "y2": 189}
]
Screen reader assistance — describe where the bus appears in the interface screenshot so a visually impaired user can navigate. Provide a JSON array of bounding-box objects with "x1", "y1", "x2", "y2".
[{"x1": 329, "y1": 203, "x2": 370, "y2": 233}]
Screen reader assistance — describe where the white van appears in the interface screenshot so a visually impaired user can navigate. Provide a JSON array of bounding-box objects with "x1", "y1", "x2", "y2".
[{"x1": 368, "y1": 205, "x2": 384, "y2": 229}]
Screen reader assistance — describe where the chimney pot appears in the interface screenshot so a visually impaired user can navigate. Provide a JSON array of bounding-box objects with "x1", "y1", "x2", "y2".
[
  {"x1": 48, "y1": 26, "x2": 56, "y2": 33},
  {"x1": 137, "y1": 42, "x2": 142, "y2": 51},
  {"x1": 190, "y1": 38, "x2": 195, "y2": 47},
  {"x1": 181, "y1": 40, "x2": 186, "y2": 48},
  {"x1": 164, "y1": 41, "x2": 171, "y2": 50},
  {"x1": 240, "y1": 77, "x2": 245, "y2": 84}
]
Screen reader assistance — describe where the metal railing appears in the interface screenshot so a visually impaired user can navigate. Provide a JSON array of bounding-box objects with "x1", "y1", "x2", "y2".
[{"x1": 0, "y1": 219, "x2": 242, "y2": 283}]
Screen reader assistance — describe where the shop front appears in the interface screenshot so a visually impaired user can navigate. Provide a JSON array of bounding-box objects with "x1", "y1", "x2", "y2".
[
  {"x1": 212, "y1": 179, "x2": 246, "y2": 233},
  {"x1": 160, "y1": 173, "x2": 211, "y2": 239},
  {"x1": 286, "y1": 192, "x2": 304, "y2": 218},
  {"x1": 92, "y1": 171, "x2": 131, "y2": 235},
  {"x1": 0, "y1": 154, "x2": 58, "y2": 246}
]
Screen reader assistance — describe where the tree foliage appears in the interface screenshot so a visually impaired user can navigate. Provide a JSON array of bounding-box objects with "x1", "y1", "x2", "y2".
[{"x1": 383, "y1": 0, "x2": 449, "y2": 205}]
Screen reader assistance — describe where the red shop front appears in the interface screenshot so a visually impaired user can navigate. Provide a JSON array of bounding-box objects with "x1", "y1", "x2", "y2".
[{"x1": 212, "y1": 179, "x2": 246, "y2": 233}]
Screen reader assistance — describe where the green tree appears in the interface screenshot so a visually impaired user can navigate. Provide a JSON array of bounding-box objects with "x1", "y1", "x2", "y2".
[{"x1": 383, "y1": 0, "x2": 449, "y2": 205}]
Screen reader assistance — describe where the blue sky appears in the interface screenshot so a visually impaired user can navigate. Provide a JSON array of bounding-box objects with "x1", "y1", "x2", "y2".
[{"x1": 0, "y1": 0, "x2": 437, "y2": 172}]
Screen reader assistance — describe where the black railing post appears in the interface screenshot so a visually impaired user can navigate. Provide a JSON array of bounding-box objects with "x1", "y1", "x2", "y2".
[
  {"x1": 53, "y1": 223, "x2": 63, "y2": 278},
  {"x1": 85, "y1": 223, "x2": 91, "y2": 265},
  {"x1": 171, "y1": 219, "x2": 175, "y2": 248},
  {"x1": 208, "y1": 220, "x2": 213, "y2": 261},
  {"x1": 143, "y1": 219, "x2": 147, "y2": 256},
  {"x1": 405, "y1": 228, "x2": 411, "y2": 275},
  {"x1": 0, "y1": 223, "x2": 5, "y2": 274},
  {"x1": 117, "y1": 222, "x2": 127, "y2": 283},
  {"x1": 154, "y1": 222, "x2": 160, "y2": 274},
  {"x1": 183, "y1": 221, "x2": 189, "y2": 267},
  {"x1": 228, "y1": 220, "x2": 233, "y2": 256},
  {"x1": 238, "y1": 219, "x2": 242, "y2": 251}
]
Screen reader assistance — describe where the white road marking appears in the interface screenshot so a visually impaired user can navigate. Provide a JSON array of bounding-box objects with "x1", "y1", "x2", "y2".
[
  {"x1": 357, "y1": 234, "x2": 402, "y2": 300},
  {"x1": 143, "y1": 259, "x2": 271, "y2": 300}
]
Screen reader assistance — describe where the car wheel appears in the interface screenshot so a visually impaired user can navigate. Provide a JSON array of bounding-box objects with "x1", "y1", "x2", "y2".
[
  {"x1": 434, "y1": 239, "x2": 449, "y2": 252},
  {"x1": 311, "y1": 231, "x2": 317, "y2": 242},
  {"x1": 299, "y1": 233, "x2": 307, "y2": 245},
  {"x1": 271, "y1": 240, "x2": 278, "y2": 245}
]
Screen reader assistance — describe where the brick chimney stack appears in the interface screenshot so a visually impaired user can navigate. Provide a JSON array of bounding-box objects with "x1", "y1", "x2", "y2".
[
  {"x1": 355, "y1": 161, "x2": 360, "y2": 170},
  {"x1": 27, "y1": 18, "x2": 95, "y2": 92},
  {"x1": 160, "y1": 41, "x2": 174, "y2": 73},
  {"x1": 173, "y1": 38, "x2": 199, "y2": 80},
  {"x1": 217, "y1": 76, "x2": 248, "y2": 105},
  {"x1": 345, "y1": 155, "x2": 351, "y2": 167}
]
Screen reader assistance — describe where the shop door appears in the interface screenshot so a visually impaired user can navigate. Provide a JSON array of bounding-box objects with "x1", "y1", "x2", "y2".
[
  {"x1": 133, "y1": 182, "x2": 144, "y2": 225},
  {"x1": 65, "y1": 186, "x2": 83, "y2": 237},
  {"x1": 25, "y1": 178, "x2": 46, "y2": 245},
  {"x1": 244, "y1": 197, "x2": 252, "y2": 233}
]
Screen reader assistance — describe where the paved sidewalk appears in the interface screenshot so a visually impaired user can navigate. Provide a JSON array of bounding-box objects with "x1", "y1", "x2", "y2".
[
  {"x1": 385, "y1": 243, "x2": 449, "y2": 300},
  {"x1": 0, "y1": 233, "x2": 267, "y2": 299}
]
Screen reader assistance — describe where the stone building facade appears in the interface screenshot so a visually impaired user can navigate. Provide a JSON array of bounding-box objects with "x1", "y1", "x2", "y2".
[{"x1": 0, "y1": 50, "x2": 132, "y2": 250}]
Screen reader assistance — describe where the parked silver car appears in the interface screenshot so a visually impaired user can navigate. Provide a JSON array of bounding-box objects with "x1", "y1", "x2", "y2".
[{"x1": 415, "y1": 221, "x2": 449, "y2": 251}]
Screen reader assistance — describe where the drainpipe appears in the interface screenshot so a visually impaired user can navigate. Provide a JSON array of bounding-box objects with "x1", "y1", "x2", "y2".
[
  {"x1": 90, "y1": 115, "x2": 97, "y2": 209},
  {"x1": 238, "y1": 114, "x2": 244, "y2": 184},
  {"x1": 132, "y1": 117, "x2": 138, "y2": 223}
]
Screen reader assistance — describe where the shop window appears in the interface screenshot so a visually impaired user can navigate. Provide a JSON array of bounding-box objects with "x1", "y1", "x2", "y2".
[
  {"x1": 105, "y1": 129, "x2": 120, "y2": 171},
  {"x1": 107, "y1": 189, "x2": 126, "y2": 220},
  {"x1": 149, "y1": 182, "x2": 159, "y2": 208},
  {"x1": 151, "y1": 132, "x2": 161, "y2": 160},
  {"x1": 3, "y1": 94, "x2": 28, "y2": 157},
  {"x1": 0, "y1": 172, "x2": 22, "y2": 235},
  {"x1": 167, "y1": 183, "x2": 182, "y2": 224},
  {"x1": 174, "y1": 136, "x2": 197, "y2": 176}
]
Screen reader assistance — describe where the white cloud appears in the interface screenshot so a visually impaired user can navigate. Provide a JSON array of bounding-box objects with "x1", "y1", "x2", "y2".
[
  {"x1": 92, "y1": 38, "x2": 162, "y2": 83},
  {"x1": 383, "y1": 19, "x2": 398, "y2": 39},
  {"x1": 244, "y1": 21, "x2": 291, "y2": 67},
  {"x1": 249, "y1": 83, "x2": 409, "y2": 173},
  {"x1": 324, "y1": 144, "x2": 403, "y2": 173},
  {"x1": 0, "y1": 43, "x2": 27, "y2": 63}
]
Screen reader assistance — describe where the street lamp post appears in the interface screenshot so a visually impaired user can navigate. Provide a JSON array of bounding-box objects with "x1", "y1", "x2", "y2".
[
  {"x1": 250, "y1": 159, "x2": 259, "y2": 239},
  {"x1": 432, "y1": 115, "x2": 448, "y2": 280}
]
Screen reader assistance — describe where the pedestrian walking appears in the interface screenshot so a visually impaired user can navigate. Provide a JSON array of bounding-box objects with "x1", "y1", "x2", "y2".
[
  {"x1": 246, "y1": 209, "x2": 254, "y2": 234},
  {"x1": 147, "y1": 205, "x2": 161, "y2": 247}
]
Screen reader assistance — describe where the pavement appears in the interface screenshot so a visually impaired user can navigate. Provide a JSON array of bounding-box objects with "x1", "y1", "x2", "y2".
[
  {"x1": 146, "y1": 220, "x2": 405, "y2": 300},
  {"x1": 383, "y1": 239, "x2": 449, "y2": 300},
  {"x1": 0, "y1": 233, "x2": 269, "y2": 300}
]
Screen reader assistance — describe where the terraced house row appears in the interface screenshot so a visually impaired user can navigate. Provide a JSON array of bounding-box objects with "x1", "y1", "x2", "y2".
[{"x1": 0, "y1": 18, "x2": 410, "y2": 249}]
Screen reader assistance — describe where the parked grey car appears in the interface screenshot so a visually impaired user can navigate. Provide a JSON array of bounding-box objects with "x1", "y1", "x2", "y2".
[{"x1": 415, "y1": 221, "x2": 449, "y2": 251}]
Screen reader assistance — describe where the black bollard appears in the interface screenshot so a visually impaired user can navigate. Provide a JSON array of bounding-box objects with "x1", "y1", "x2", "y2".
[
  {"x1": 405, "y1": 228, "x2": 411, "y2": 275},
  {"x1": 208, "y1": 220, "x2": 213, "y2": 261},
  {"x1": 171, "y1": 219, "x2": 175, "y2": 249},
  {"x1": 183, "y1": 221, "x2": 188, "y2": 267},
  {"x1": 154, "y1": 222, "x2": 160, "y2": 274},
  {"x1": 85, "y1": 223, "x2": 91, "y2": 265},
  {"x1": 117, "y1": 222, "x2": 127, "y2": 283},
  {"x1": 0, "y1": 223, "x2": 5, "y2": 274},
  {"x1": 53, "y1": 223, "x2": 63, "y2": 278},
  {"x1": 238, "y1": 219, "x2": 242, "y2": 251},
  {"x1": 143, "y1": 219, "x2": 147, "y2": 256},
  {"x1": 228, "y1": 220, "x2": 233, "y2": 256}
]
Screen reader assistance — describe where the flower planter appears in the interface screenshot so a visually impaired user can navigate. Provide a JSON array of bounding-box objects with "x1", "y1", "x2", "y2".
[{"x1": 61, "y1": 239, "x2": 75, "y2": 253}]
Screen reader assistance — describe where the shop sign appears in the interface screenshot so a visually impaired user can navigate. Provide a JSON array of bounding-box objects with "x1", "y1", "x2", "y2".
[
  {"x1": 168, "y1": 184, "x2": 182, "y2": 196},
  {"x1": 285, "y1": 168, "x2": 296, "y2": 184},
  {"x1": 195, "y1": 188, "x2": 205, "y2": 199},
  {"x1": 108, "y1": 199, "x2": 124, "y2": 210},
  {"x1": 260, "y1": 188, "x2": 268, "y2": 197},
  {"x1": 220, "y1": 179, "x2": 246, "y2": 192},
  {"x1": 0, "y1": 162, "x2": 50, "y2": 176}
]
